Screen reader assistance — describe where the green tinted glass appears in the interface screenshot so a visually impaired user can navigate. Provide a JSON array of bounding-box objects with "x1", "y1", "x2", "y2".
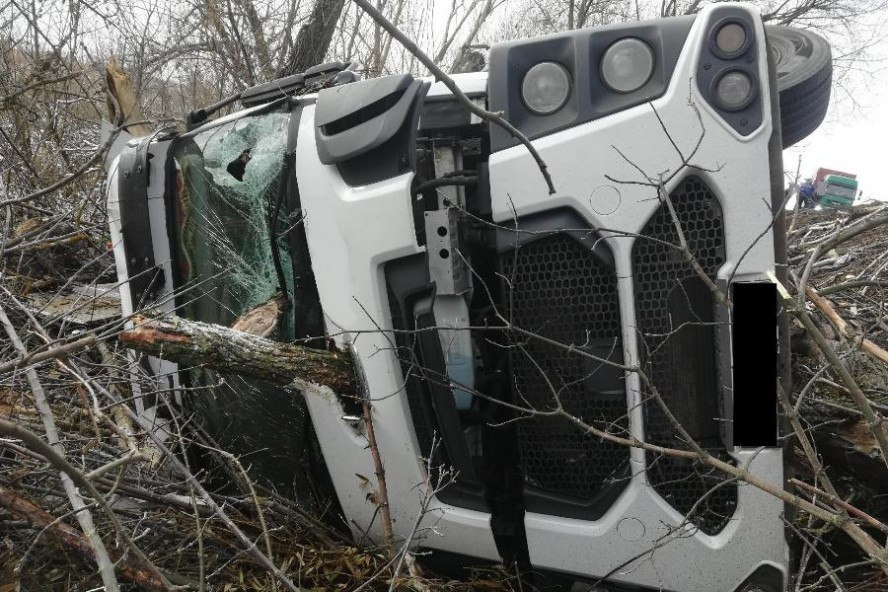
[{"x1": 169, "y1": 109, "x2": 319, "y2": 499}]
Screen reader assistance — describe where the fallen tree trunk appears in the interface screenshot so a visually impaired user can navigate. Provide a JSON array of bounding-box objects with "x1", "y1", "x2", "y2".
[
  {"x1": 119, "y1": 314, "x2": 401, "y2": 559},
  {"x1": 119, "y1": 315, "x2": 355, "y2": 395}
]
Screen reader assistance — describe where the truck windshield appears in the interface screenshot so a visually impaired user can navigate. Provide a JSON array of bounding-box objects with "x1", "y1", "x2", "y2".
[
  {"x1": 167, "y1": 108, "x2": 318, "y2": 498},
  {"x1": 171, "y1": 109, "x2": 293, "y2": 327}
]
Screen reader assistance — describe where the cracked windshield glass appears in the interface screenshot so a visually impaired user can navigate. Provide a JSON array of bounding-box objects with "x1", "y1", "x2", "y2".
[{"x1": 169, "y1": 109, "x2": 316, "y2": 498}]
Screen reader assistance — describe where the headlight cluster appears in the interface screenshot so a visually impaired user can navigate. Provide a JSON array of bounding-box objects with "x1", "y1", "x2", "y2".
[
  {"x1": 518, "y1": 18, "x2": 758, "y2": 119},
  {"x1": 520, "y1": 36, "x2": 656, "y2": 115},
  {"x1": 710, "y1": 19, "x2": 755, "y2": 111}
]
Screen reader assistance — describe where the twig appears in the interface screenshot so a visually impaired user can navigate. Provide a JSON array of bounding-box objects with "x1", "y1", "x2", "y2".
[
  {"x1": 0, "y1": 418, "x2": 180, "y2": 590},
  {"x1": 790, "y1": 478, "x2": 888, "y2": 535},
  {"x1": 819, "y1": 206, "x2": 888, "y2": 254},
  {"x1": 2, "y1": 229, "x2": 91, "y2": 254},
  {"x1": 781, "y1": 286, "x2": 888, "y2": 469},
  {"x1": 108, "y1": 399, "x2": 306, "y2": 592},
  {"x1": 0, "y1": 334, "x2": 97, "y2": 375},
  {"x1": 778, "y1": 381, "x2": 888, "y2": 575},
  {"x1": 0, "y1": 304, "x2": 124, "y2": 592},
  {"x1": 363, "y1": 400, "x2": 395, "y2": 554},
  {"x1": 657, "y1": 178, "x2": 728, "y2": 306},
  {"x1": 818, "y1": 280, "x2": 888, "y2": 296},
  {"x1": 0, "y1": 125, "x2": 120, "y2": 208},
  {"x1": 388, "y1": 436, "x2": 454, "y2": 591},
  {"x1": 0, "y1": 485, "x2": 173, "y2": 592},
  {"x1": 85, "y1": 450, "x2": 145, "y2": 479},
  {"x1": 217, "y1": 450, "x2": 276, "y2": 569},
  {"x1": 1, "y1": 300, "x2": 179, "y2": 588},
  {"x1": 805, "y1": 285, "x2": 888, "y2": 365},
  {"x1": 798, "y1": 206, "x2": 888, "y2": 302}
]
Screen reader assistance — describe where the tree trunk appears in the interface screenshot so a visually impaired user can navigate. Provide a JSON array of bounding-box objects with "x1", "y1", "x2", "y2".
[
  {"x1": 105, "y1": 56, "x2": 151, "y2": 137},
  {"x1": 279, "y1": 0, "x2": 346, "y2": 76},
  {"x1": 119, "y1": 315, "x2": 355, "y2": 396}
]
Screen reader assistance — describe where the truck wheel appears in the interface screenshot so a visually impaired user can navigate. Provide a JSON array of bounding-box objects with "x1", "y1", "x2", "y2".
[{"x1": 766, "y1": 26, "x2": 832, "y2": 148}]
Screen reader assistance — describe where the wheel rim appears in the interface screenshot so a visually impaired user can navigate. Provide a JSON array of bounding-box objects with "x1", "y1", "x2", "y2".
[{"x1": 767, "y1": 27, "x2": 825, "y2": 90}]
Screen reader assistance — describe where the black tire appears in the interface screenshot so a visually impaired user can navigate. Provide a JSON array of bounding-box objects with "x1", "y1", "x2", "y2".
[{"x1": 766, "y1": 25, "x2": 832, "y2": 148}]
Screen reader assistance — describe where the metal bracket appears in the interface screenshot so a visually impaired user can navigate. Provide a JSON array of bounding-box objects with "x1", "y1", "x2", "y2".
[{"x1": 424, "y1": 209, "x2": 468, "y2": 296}]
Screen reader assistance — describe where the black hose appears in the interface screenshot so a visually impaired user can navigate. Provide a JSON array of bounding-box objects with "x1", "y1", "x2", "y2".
[
  {"x1": 413, "y1": 175, "x2": 478, "y2": 195},
  {"x1": 440, "y1": 169, "x2": 477, "y2": 178}
]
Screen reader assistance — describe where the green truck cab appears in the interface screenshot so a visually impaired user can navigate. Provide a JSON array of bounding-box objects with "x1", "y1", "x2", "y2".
[{"x1": 820, "y1": 174, "x2": 858, "y2": 209}]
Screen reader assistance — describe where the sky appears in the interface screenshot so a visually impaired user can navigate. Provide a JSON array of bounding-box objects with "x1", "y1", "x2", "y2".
[
  {"x1": 783, "y1": 63, "x2": 888, "y2": 202},
  {"x1": 780, "y1": 21, "x2": 888, "y2": 202}
]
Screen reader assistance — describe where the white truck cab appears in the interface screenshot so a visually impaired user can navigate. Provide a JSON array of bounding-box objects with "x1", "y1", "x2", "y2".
[{"x1": 108, "y1": 4, "x2": 833, "y2": 590}]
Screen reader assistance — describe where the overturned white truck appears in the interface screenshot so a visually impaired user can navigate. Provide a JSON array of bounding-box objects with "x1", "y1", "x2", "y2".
[{"x1": 108, "y1": 4, "x2": 832, "y2": 591}]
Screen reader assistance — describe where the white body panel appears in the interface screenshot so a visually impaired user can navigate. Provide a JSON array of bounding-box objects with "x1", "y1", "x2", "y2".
[
  {"x1": 294, "y1": 105, "x2": 500, "y2": 559},
  {"x1": 108, "y1": 140, "x2": 182, "y2": 421},
  {"x1": 489, "y1": 4, "x2": 786, "y2": 590}
]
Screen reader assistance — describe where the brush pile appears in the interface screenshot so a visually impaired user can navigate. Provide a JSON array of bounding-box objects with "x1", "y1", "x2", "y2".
[
  {"x1": 0, "y1": 208, "x2": 513, "y2": 591},
  {"x1": 784, "y1": 204, "x2": 888, "y2": 591},
  {"x1": 3, "y1": 202, "x2": 888, "y2": 590}
]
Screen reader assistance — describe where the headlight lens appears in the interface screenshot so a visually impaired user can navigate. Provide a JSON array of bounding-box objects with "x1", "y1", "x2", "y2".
[
  {"x1": 600, "y1": 38, "x2": 654, "y2": 93},
  {"x1": 521, "y1": 61, "x2": 571, "y2": 115},
  {"x1": 715, "y1": 70, "x2": 754, "y2": 110},
  {"x1": 714, "y1": 21, "x2": 748, "y2": 56}
]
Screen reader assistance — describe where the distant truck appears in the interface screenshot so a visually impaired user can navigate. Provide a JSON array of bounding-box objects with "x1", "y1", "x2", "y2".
[
  {"x1": 820, "y1": 174, "x2": 858, "y2": 209},
  {"x1": 798, "y1": 168, "x2": 859, "y2": 210},
  {"x1": 815, "y1": 167, "x2": 858, "y2": 209}
]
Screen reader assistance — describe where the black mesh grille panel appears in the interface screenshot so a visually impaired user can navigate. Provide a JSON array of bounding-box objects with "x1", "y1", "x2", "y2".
[
  {"x1": 506, "y1": 233, "x2": 630, "y2": 512},
  {"x1": 632, "y1": 176, "x2": 737, "y2": 534}
]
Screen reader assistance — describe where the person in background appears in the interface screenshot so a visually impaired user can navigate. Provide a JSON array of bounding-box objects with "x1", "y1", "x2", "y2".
[{"x1": 799, "y1": 179, "x2": 817, "y2": 209}]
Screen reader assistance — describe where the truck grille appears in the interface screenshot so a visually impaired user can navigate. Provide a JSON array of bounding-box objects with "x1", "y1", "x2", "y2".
[
  {"x1": 506, "y1": 233, "x2": 630, "y2": 515},
  {"x1": 632, "y1": 177, "x2": 737, "y2": 534}
]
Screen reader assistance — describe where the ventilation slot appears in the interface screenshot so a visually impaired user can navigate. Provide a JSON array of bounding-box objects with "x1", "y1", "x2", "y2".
[
  {"x1": 632, "y1": 176, "x2": 737, "y2": 535},
  {"x1": 321, "y1": 89, "x2": 405, "y2": 135},
  {"x1": 504, "y1": 233, "x2": 630, "y2": 518}
]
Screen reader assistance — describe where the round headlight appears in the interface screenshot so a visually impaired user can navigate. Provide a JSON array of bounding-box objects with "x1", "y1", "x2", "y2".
[
  {"x1": 521, "y1": 62, "x2": 571, "y2": 115},
  {"x1": 713, "y1": 21, "x2": 748, "y2": 57},
  {"x1": 714, "y1": 70, "x2": 755, "y2": 110},
  {"x1": 600, "y1": 38, "x2": 654, "y2": 94}
]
